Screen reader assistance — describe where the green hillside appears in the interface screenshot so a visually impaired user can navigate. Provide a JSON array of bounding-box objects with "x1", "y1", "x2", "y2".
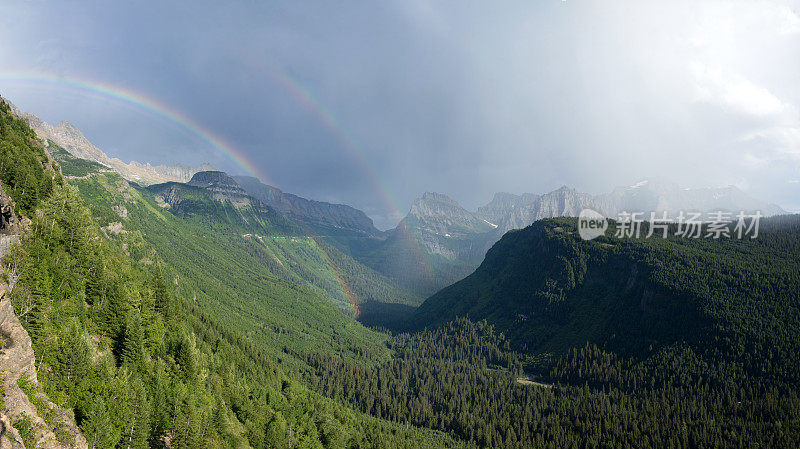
[
  {"x1": 350, "y1": 217, "x2": 486, "y2": 300},
  {"x1": 147, "y1": 178, "x2": 419, "y2": 310},
  {"x1": 414, "y1": 216, "x2": 800, "y2": 382},
  {"x1": 300, "y1": 217, "x2": 800, "y2": 447},
  {"x1": 57, "y1": 163, "x2": 381, "y2": 370},
  {"x1": 0, "y1": 99, "x2": 466, "y2": 448},
  {"x1": 7, "y1": 94, "x2": 800, "y2": 448},
  {"x1": 53, "y1": 151, "x2": 417, "y2": 320}
]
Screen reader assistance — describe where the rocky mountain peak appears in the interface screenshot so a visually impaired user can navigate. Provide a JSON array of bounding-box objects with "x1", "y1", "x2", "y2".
[
  {"x1": 189, "y1": 170, "x2": 239, "y2": 187},
  {"x1": 410, "y1": 192, "x2": 471, "y2": 220},
  {"x1": 188, "y1": 170, "x2": 246, "y2": 196},
  {"x1": 404, "y1": 192, "x2": 495, "y2": 241},
  {"x1": 56, "y1": 120, "x2": 80, "y2": 132},
  {"x1": 419, "y1": 192, "x2": 458, "y2": 204},
  {"x1": 8, "y1": 99, "x2": 212, "y2": 185}
]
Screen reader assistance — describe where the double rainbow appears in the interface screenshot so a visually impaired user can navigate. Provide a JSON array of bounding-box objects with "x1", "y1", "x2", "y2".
[{"x1": 1, "y1": 69, "x2": 434, "y2": 309}]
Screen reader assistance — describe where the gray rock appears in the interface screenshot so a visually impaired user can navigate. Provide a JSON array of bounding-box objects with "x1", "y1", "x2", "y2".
[
  {"x1": 5, "y1": 98, "x2": 212, "y2": 186},
  {"x1": 234, "y1": 175, "x2": 381, "y2": 237}
]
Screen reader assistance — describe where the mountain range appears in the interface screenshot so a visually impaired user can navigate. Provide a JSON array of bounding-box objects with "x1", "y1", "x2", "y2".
[
  {"x1": 3, "y1": 93, "x2": 800, "y2": 448},
  {"x1": 218, "y1": 176, "x2": 789, "y2": 298},
  {"x1": 12, "y1": 96, "x2": 785, "y2": 300},
  {"x1": 370, "y1": 182, "x2": 785, "y2": 296},
  {"x1": 4, "y1": 97, "x2": 212, "y2": 185},
  {"x1": 8, "y1": 96, "x2": 788, "y2": 302},
  {"x1": 478, "y1": 180, "x2": 785, "y2": 234}
]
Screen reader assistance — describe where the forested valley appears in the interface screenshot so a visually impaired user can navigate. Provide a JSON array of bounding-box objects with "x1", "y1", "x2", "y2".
[
  {"x1": 2, "y1": 96, "x2": 800, "y2": 448},
  {"x1": 304, "y1": 318, "x2": 800, "y2": 448},
  {"x1": 0, "y1": 98, "x2": 464, "y2": 448}
]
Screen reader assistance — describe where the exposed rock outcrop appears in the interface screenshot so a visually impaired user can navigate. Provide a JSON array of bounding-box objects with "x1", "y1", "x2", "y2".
[
  {"x1": 0, "y1": 189, "x2": 24, "y2": 239},
  {"x1": 188, "y1": 170, "x2": 247, "y2": 195},
  {"x1": 1, "y1": 96, "x2": 212, "y2": 186},
  {"x1": 0, "y1": 180, "x2": 87, "y2": 448},
  {"x1": 477, "y1": 180, "x2": 786, "y2": 234},
  {"x1": 477, "y1": 187, "x2": 596, "y2": 233},
  {"x1": 0, "y1": 188, "x2": 26, "y2": 264},
  {"x1": 234, "y1": 175, "x2": 382, "y2": 237},
  {"x1": 0, "y1": 295, "x2": 88, "y2": 449}
]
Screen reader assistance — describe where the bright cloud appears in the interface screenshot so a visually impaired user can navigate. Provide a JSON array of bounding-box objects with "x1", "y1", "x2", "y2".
[{"x1": 691, "y1": 64, "x2": 788, "y2": 117}]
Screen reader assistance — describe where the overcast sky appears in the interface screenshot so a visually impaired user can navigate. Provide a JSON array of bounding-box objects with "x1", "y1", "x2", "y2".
[{"x1": 1, "y1": 1, "x2": 799, "y2": 229}]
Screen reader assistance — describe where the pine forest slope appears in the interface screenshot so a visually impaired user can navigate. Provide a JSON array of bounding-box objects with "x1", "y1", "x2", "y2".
[
  {"x1": 6, "y1": 94, "x2": 800, "y2": 448},
  {"x1": 415, "y1": 216, "x2": 800, "y2": 383},
  {"x1": 0, "y1": 98, "x2": 466, "y2": 448},
  {"x1": 301, "y1": 216, "x2": 800, "y2": 448},
  {"x1": 58, "y1": 155, "x2": 390, "y2": 369}
]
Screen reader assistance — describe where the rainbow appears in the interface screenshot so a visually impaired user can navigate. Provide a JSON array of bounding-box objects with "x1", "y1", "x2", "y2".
[
  {"x1": 261, "y1": 69, "x2": 405, "y2": 222},
  {"x1": 1, "y1": 69, "x2": 435, "y2": 309},
  {"x1": 0, "y1": 72, "x2": 272, "y2": 184},
  {"x1": 257, "y1": 66, "x2": 435, "y2": 276}
]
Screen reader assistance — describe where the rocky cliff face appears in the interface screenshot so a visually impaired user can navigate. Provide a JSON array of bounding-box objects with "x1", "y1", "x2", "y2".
[
  {"x1": 3, "y1": 97, "x2": 210, "y2": 186},
  {"x1": 234, "y1": 175, "x2": 381, "y2": 237},
  {"x1": 0, "y1": 187, "x2": 28, "y2": 264},
  {"x1": 129, "y1": 161, "x2": 215, "y2": 183},
  {"x1": 0, "y1": 192, "x2": 87, "y2": 449},
  {"x1": 0, "y1": 295, "x2": 89, "y2": 449},
  {"x1": 476, "y1": 180, "x2": 786, "y2": 234},
  {"x1": 477, "y1": 187, "x2": 597, "y2": 233}
]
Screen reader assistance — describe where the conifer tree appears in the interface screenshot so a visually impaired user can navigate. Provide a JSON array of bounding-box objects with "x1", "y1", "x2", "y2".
[
  {"x1": 122, "y1": 310, "x2": 146, "y2": 367},
  {"x1": 83, "y1": 397, "x2": 119, "y2": 449}
]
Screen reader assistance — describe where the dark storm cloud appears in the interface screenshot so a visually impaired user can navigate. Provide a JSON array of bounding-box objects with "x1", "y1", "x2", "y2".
[{"x1": 1, "y1": 0, "x2": 799, "y2": 228}]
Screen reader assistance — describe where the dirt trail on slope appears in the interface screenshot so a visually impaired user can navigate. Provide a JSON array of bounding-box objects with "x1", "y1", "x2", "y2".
[{"x1": 515, "y1": 375, "x2": 553, "y2": 389}]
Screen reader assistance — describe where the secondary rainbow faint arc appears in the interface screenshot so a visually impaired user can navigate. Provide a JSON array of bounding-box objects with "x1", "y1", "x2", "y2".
[
  {"x1": 0, "y1": 72, "x2": 272, "y2": 185},
  {"x1": 261, "y1": 69, "x2": 406, "y2": 222},
  {"x1": 0, "y1": 72, "x2": 365, "y2": 310},
  {"x1": 261, "y1": 67, "x2": 436, "y2": 275},
  {"x1": 1, "y1": 70, "x2": 435, "y2": 284}
]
